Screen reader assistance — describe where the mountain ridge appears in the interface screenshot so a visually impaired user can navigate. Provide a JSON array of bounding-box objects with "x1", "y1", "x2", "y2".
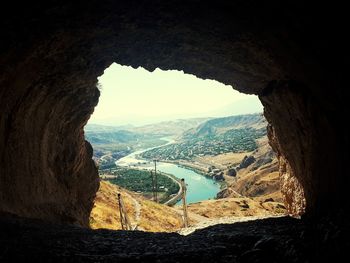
[{"x1": 182, "y1": 113, "x2": 266, "y2": 139}]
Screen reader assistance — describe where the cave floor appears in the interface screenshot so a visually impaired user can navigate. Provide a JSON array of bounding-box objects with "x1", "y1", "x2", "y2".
[{"x1": 0, "y1": 214, "x2": 348, "y2": 262}]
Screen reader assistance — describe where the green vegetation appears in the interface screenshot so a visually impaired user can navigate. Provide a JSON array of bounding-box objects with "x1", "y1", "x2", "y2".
[
  {"x1": 99, "y1": 161, "x2": 117, "y2": 171},
  {"x1": 141, "y1": 128, "x2": 266, "y2": 160},
  {"x1": 106, "y1": 167, "x2": 180, "y2": 203}
]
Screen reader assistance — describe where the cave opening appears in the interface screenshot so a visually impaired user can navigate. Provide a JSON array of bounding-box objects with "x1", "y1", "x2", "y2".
[
  {"x1": 1, "y1": 1, "x2": 348, "y2": 260},
  {"x1": 85, "y1": 62, "x2": 290, "y2": 232},
  {"x1": 0, "y1": 1, "x2": 328, "y2": 228}
]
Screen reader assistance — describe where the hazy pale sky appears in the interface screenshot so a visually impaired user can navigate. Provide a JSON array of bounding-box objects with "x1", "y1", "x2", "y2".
[{"x1": 88, "y1": 63, "x2": 263, "y2": 126}]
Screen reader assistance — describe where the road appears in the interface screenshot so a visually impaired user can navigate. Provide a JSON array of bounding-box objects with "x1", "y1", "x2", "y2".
[{"x1": 163, "y1": 173, "x2": 183, "y2": 206}]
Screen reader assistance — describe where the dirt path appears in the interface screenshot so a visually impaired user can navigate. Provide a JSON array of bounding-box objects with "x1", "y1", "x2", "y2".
[
  {"x1": 230, "y1": 189, "x2": 243, "y2": 197},
  {"x1": 173, "y1": 206, "x2": 208, "y2": 223},
  {"x1": 132, "y1": 197, "x2": 141, "y2": 223},
  {"x1": 173, "y1": 203, "x2": 281, "y2": 236},
  {"x1": 123, "y1": 192, "x2": 141, "y2": 228}
]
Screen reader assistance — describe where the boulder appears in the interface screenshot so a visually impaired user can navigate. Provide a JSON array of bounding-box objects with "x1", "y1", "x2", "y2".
[{"x1": 226, "y1": 168, "x2": 237, "y2": 177}]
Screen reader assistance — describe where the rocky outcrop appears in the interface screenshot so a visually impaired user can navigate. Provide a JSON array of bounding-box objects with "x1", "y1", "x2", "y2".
[
  {"x1": 238, "y1": 156, "x2": 256, "y2": 169},
  {"x1": 251, "y1": 150, "x2": 274, "y2": 171},
  {"x1": 0, "y1": 1, "x2": 348, "y2": 225}
]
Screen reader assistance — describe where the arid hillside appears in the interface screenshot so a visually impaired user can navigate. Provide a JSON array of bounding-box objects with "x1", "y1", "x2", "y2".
[
  {"x1": 187, "y1": 197, "x2": 285, "y2": 219},
  {"x1": 218, "y1": 136, "x2": 283, "y2": 203},
  {"x1": 90, "y1": 181, "x2": 183, "y2": 232},
  {"x1": 91, "y1": 180, "x2": 285, "y2": 233},
  {"x1": 89, "y1": 113, "x2": 287, "y2": 233}
]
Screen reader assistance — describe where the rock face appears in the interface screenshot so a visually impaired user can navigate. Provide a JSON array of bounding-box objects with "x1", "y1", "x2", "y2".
[
  {"x1": 267, "y1": 124, "x2": 306, "y2": 216},
  {"x1": 0, "y1": 1, "x2": 348, "y2": 224},
  {"x1": 238, "y1": 156, "x2": 256, "y2": 170},
  {"x1": 251, "y1": 151, "x2": 274, "y2": 171},
  {"x1": 279, "y1": 158, "x2": 306, "y2": 216}
]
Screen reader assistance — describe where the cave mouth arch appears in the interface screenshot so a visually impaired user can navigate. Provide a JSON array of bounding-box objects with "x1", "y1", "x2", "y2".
[
  {"x1": 86, "y1": 63, "x2": 287, "y2": 231},
  {"x1": 0, "y1": 1, "x2": 345, "y2": 228}
]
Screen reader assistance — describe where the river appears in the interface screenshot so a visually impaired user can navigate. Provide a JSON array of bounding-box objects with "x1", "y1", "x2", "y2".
[{"x1": 115, "y1": 138, "x2": 220, "y2": 204}]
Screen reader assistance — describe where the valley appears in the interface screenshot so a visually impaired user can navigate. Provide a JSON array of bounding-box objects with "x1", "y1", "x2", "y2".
[
  {"x1": 90, "y1": 181, "x2": 285, "y2": 233},
  {"x1": 85, "y1": 113, "x2": 286, "y2": 232}
]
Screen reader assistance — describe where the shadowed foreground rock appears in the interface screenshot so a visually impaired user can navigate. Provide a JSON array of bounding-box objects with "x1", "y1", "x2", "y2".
[{"x1": 1, "y1": 213, "x2": 349, "y2": 262}]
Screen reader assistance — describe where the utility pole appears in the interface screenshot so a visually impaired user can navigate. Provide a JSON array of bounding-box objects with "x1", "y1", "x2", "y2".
[
  {"x1": 150, "y1": 170, "x2": 156, "y2": 201},
  {"x1": 117, "y1": 193, "x2": 131, "y2": 230},
  {"x1": 181, "y1": 178, "x2": 189, "y2": 228},
  {"x1": 153, "y1": 159, "x2": 158, "y2": 203}
]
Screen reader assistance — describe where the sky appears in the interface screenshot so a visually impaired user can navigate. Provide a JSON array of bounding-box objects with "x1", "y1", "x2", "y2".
[{"x1": 88, "y1": 63, "x2": 263, "y2": 126}]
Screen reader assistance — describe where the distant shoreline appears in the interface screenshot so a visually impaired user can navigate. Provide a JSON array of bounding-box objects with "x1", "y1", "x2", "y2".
[
  {"x1": 158, "y1": 160, "x2": 227, "y2": 191},
  {"x1": 161, "y1": 172, "x2": 183, "y2": 206}
]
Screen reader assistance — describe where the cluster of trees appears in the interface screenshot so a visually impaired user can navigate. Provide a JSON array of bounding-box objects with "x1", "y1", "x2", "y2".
[
  {"x1": 99, "y1": 162, "x2": 117, "y2": 171},
  {"x1": 107, "y1": 168, "x2": 179, "y2": 196}
]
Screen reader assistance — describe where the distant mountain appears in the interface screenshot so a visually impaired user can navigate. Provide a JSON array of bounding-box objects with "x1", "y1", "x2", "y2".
[
  {"x1": 128, "y1": 117, "x2": 212, "y2": 136},
  {"x1": 85, "y1": 117, "x2": 211, "y2": 145},
  {"x1": 84, "y1": 124, "x2": 134, "y2": 133},
  {"x1": 85, "y1": 129, "x2": 140, "y2": 144},
  {"x1": 182, "y1": 113, "x2": 266, "y2": 139},
  {"x1": 84, "y1": 124, "x2": 158, "y2": 145},
  {"x1": 85, "y1": 114, "x2": 266, "y2": 148}
]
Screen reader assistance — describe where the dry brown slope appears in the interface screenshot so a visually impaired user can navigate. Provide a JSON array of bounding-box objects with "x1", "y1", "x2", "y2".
[
  {"x1": 234, "y1": 162, "x2": 282, "y2": 201},
  {"x1": 219, "y1": 136, "x2": 283, "y2": 203},
  {"x1": 89, "y1": 180, "x2": 182, "y2": 232},
  {"x1": 187, "y1": 197, "x2": 286, "y2": 219}
]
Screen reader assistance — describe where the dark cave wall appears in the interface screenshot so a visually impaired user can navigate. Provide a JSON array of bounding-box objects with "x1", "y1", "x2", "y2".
[
  {"x1": 0, "y1": 0, "x2": 347, "y2": 224},
  {"x1": 0, "y1": 52, "x2": 101, "y2": 225}
]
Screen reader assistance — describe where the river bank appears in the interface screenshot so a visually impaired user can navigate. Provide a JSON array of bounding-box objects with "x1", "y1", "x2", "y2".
[
  {"x1": 115, "y1": 138, "x2": 221, "y2": 204},
  {"x1": 162, "y1": 172, "x2": 183, "y2": 206},
  {"x1": 159, "y1": 160, "x2": 227, "y2": 190}
]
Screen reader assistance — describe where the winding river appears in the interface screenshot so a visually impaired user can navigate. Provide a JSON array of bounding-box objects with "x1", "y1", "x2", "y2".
[{"x1": 116, "y1": 138, "x2": 220, "y2": 204}]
